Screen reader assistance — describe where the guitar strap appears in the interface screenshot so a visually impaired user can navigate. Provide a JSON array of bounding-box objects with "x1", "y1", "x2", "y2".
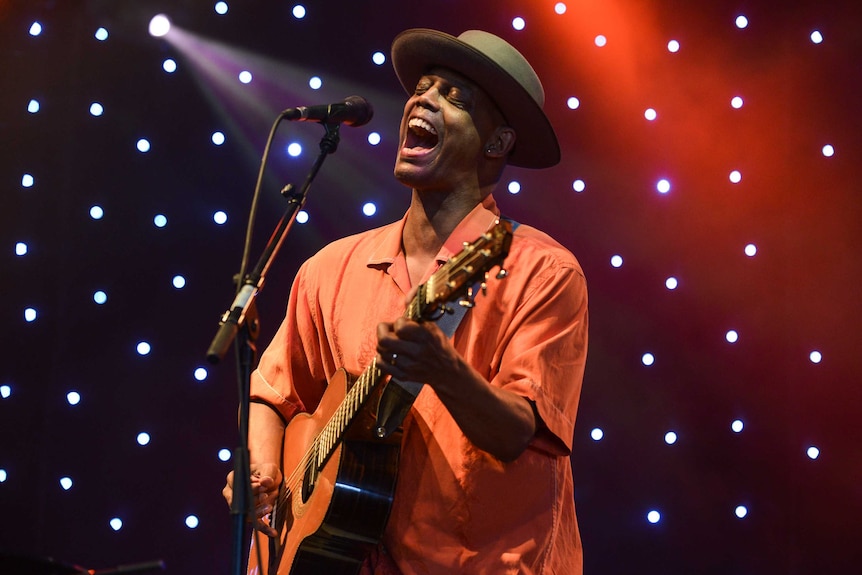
[{"x1": 374, "y1": 217, "x2": 520, "y2": 439}]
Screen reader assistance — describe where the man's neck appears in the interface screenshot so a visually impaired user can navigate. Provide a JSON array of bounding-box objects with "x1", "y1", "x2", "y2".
[{"x1": 402, "y1": 187, "x2": 489, "y2": 259}]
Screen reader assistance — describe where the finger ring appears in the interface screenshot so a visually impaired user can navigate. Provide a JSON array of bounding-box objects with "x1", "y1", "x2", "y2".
[{"x1": 390, "y1": 353, "x2": 398, "y2": 366}]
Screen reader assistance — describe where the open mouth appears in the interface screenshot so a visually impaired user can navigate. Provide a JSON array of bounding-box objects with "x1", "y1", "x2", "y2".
[{"x1": 405, "y1": 117, "x2": 439, "y2": 151}]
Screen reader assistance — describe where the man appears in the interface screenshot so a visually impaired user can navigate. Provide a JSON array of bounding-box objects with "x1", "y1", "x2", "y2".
[{"x1": 224, "y1": 29, "x2": 588, "y2": 574}]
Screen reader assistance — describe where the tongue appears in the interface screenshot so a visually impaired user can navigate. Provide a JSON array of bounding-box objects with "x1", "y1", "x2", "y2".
[{"x1": 407, "y1": 126, "x2": 438, "y2": 150}]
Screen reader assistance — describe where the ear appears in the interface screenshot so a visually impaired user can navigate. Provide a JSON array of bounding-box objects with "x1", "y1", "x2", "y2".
[{"x1": 484, "y1": 127, "x2": 516, "y2": 159}]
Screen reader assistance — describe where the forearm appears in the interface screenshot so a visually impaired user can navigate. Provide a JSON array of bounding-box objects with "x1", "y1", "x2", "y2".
[
  {"x1": 430, "y1": 358, "x2": 537, "y2": 462},
  {"x1": 248, "y1": 402, "x2": 287, "y2": 466}
]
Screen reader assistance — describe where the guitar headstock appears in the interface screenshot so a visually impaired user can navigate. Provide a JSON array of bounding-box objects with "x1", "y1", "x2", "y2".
[{"x1": 407, "y1": 219, "x2": 513, "y2": 322}]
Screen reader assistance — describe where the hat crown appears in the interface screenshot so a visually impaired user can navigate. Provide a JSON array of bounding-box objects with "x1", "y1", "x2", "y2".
[{"x1": 456, "y1": 30, "x2": 545, "y2": 109}]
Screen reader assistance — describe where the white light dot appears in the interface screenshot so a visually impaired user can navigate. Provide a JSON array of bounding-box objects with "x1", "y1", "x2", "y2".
[
  {"x1": 664, "y1": 431, "x2": 678, "y2": 445},
  {"x1": 215, "y1": 1, "x2": 229, "y2": 15},
  {"x1": 172, "y1": 275, "x2": 186, "y2": 289},
  {"x1": 555, "y1": 3, "x2": 567, "y2": 15},
  {"x1": 309, "y1": 76, "x2": 322, "y2": 90},
  {"x1": 644, "y1": 108, "x2": 657, "y2": 121},
  {"x1": 372, "y1": 51, "x2": 386, "y2": 66},
  {"x1": 67, "y1": 391, "x2": 81, "y2": 406},
  {"x1": 212, "y1": 131, "x2": 225, "y2": 146},
  {"x1": 185, "y1": 515, "x2": 200, "y2": 529},
  {"x1": 731, "y1": 96, "x2": 744, "y2": 109},
  {"x1": 726, "y1": 330, "x2": 739, "y2": 343},
  {"x1": 647, "y1": 510, "x2": 661, "y2": 524},
  {"x1": 362, "y1": 202, "x2": 377, "y2": 217},
  {"x1": 656, "y1": 178, "x2": 671, "y2": 194},
  {"x1": 90, "y1": 102, "x2": 104, "y2": 117},
  {"x1": 95, "y1": 27, "x2": 109, "y2": 41},
  {"x1": 194, "y1": 367, "x2": 208, "y2": 381},
  {"x1": 567, "y1": 96, "x2": 580, "y2": 110},
  {"x1": 807, "y1": 446, "x2": 820, "y2": 460},
  {"x1": 0, "y1": 385, "x2": 11, "y2": 399},
  {"x1": 744, "y1": 243, "x2": 757, "y2": 257},
  {"x1": 149, "y1": 15, "x2": 171, "y2": 37},
  {"x1": 667, "y1": 39, "x2": 680, "y2": 53},
  {"x1": 29, "y1": 22, "x2": 43, "y2": 36},
  {"x1": 729, "y1": 170, "x2": 742, "y2": 184},
  {"x1": 94, "y1": 290, "x2": 108, "y2": 304},
  {"x1": 60, "y1": 477, "x2": 73, "y2": 490},
  {"x1": 239, "y1": 71, "x2": 253, "y2": 84},
  {"x1": 296, "y1": 210, "x2": 309, "y2": 224},
  {"x1": 572, "y1": 179, "x2": 586, "y2": 193},
  {"x1": 163, "y1": 58, "x2": 177, "y2": 73},
  {"x1": 512, "y1": 17, "x2": 526, "y2": 31},
  {"x1": 595, "y1": 35, "x2": 607, "y2": 47},
  {"x1": 610, "y1": 255, "x2": 623, "y2": 268},
  {"x1": 367, "y1": 132, "x2": 381, "y2": 146},
  {"x1": 642, "y1": 353, "x2": 655, "y2": 366},
  {"x1": 508, "y1": 181, "x2": 521, "y2": 195},
  {"x1": 213, "y1": 211, "x2": 228, "y2": 225},
  {"x1": 809, "y1": 350, "x2": 822, "y2": 364},
  {"x1": 590, "y1": 428, "x2": 604, "y2": 441},
  {"x1": 735, "y1": 15, "x2": 749, "y2": 29},
  {"x1": 22, "y1": 174, "x2": 35, "y2": 188},
  {"x1": 137, "y1": 138, "x2": 151, "y2": 153},
  {"x1": 735, "y1": 505, "x2": 748, "y2": 518},
  {"x1": 287, "y1": 142, "x2": 303, "y2": 157},
  {"x1": 90, "y1": 205, "x2": 104, "y2": 220},
  {"x1": 218, "y1": 448, "x2": 232, "y2": 461},
  {"x1": 822, "y1": 144, "x2": 835, "y2": 157},
  {"x1": 154, "y1": 214, "x2": 168, "y2": 228},
  {"x1": 137, "y1": 341, "x2": 152, "y2": 356},
  {"x1": 28, "y1": 99, "x2": 40, "y2": 113},
  {"x1": 292, "y1": 5, "x2": 307, "y2": 19},
  {"x1": 810, "y1": 30, "x2": 823, "y2": 44},
  {"x1": 0, "y1": 469, "x2": 6, "y2": 481},
  {"x1": 15, "y1": 242, "x2": 28, "y2": 256},
  {"x1": 137, "y1": 432, "x2": 151, "y2": 446},
  {"x1": 24, "y1": 308, "x2": 38, "y2": 322},
  {"x1": 110, "y1": 517, "x2": 123, "y2": 531},
  {"x1": 731, "y1": 419, "x2": 744, "y2": 433},
  {"x1": 665, "y1": 277, "x2": 678, "y2": 290}
]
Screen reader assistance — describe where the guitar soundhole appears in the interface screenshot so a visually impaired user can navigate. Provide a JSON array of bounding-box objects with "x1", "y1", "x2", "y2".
[{"x1": 301, "y1": 460, "x2": 319, "y2": 503}]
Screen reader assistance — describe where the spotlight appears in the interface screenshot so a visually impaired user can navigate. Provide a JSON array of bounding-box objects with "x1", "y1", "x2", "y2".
[{"x1": 149, "y1": 14, "x2": 171, "y2": 38}]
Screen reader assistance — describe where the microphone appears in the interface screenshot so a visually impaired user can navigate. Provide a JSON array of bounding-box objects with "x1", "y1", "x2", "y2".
[{"x1": 282, "y1": 95, "x2": 373, "y2": 127}]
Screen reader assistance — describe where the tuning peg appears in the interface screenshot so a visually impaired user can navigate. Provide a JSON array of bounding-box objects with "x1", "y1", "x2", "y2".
[
  {"x1": 480, "y1": 281, "x2": 488, "y2": 296},
  {"x1": 496, "y1": 268, "x2": 509, "y2": 280},
  {"x1": 459, "y1": 286, "x2": 477, "y2": 308}
]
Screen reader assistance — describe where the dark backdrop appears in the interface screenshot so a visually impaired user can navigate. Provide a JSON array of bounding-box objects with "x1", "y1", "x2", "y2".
[{"x1": 2, "y1": 1, "x2": 860, "y2": 573}]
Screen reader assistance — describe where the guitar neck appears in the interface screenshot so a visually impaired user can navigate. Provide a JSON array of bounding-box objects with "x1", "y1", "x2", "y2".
[{"x1": 310, "y1": 219, "x2": 512, "y2": 471}]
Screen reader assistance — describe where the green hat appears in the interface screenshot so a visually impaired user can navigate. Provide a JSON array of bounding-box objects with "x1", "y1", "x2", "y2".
[{"x1": 391, "y1": 29, "x2": 561, "y2": 169}]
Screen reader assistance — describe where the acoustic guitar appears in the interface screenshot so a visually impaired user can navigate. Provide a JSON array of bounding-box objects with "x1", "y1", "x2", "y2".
[{"x1": 248, "y1": 219, "x2": 513, "y2": 575}]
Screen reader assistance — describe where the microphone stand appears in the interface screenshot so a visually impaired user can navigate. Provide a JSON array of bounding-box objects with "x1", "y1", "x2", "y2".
[{"x1": 206, "y1": 122, "x2": 342, "y2": 575}]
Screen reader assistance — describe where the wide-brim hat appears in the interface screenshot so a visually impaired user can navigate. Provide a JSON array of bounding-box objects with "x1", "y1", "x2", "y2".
[{"x1": 391, "y1": 29, "x2": 560, "y2": 169}]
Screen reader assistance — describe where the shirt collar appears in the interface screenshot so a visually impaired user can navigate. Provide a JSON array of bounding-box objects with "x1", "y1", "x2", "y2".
[{"x1": 367, "y1": 194, "x2": 501, "y2": 269}]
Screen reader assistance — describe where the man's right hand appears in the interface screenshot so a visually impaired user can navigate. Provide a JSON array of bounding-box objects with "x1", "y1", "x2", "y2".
[{"x1": 223, "y1": 462, "x2": 283, "y2": 537}]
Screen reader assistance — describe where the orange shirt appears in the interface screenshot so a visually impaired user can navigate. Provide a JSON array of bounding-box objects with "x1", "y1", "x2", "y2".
[{"x1": 251, "y1": 194, "x2": 587, "y2": 574}]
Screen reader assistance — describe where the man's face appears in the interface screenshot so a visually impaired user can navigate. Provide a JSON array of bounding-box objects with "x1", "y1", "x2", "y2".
[{"x1": 394, "y1": 68, "x2": 502, "y2": 192}]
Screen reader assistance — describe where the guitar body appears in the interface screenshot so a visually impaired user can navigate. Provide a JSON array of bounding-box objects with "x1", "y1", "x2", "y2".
[{"x1": 248, "y1": 368, "x2": 402, "y2": 575}]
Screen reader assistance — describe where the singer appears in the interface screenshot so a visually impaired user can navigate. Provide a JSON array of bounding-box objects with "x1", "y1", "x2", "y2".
[{"x1": 223, "y1": 29, "x2": 587, "y2": 575}]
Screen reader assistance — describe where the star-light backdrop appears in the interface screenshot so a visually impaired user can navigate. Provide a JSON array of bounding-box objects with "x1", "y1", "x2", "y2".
[{"x1": 2, "y1": 0, "x2": 861, "y2": 573}]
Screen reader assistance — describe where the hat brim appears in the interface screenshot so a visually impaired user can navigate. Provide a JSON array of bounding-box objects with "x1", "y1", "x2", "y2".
[{"x1": 391, "y1": 29, "x2": 560, "y2": 169}]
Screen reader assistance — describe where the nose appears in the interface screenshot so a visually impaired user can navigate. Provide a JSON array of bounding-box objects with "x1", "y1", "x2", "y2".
[{"x1": 413, "y1": 86, "x2": 441, "y2": 112}]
